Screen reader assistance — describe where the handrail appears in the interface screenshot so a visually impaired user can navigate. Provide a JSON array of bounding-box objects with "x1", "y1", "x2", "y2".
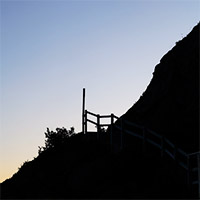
[
  {"x1": 179, "y1": 161, "x2": 188, "y2": 170},
  {"x1": 124, "y1": 129, "x2": 144, "y2": 140},
  {"x1": 86, "y1": 110, "x2": 98, "y2": 117},
  {"x1": 100, "y1": 115, "x2": 112, "y2": 118},
  {"x1": 85, "y1": 110, "x2": 194, "y2": 158},
  {"x1": 165, "y1": 149, "x2": 175, "y2": 160},
  {"x1": 113, "y1": 115, "x2": 119, "y2": 120},
  {"x1": 114, "y1": 124, "x2": 122, "y2": 131},
  {"x1": 164, "y1": 137, "x2": 175, "y2": 149},
  {"x1": 177, "y1": 148, "x2": 188, "y2": 157},
  {"x1": 99, "y1": 123, "x2": 111, "y2": 127},
  {"x1": 147, "y1": 129, "x2": 162, "y2": 139},
  {"x1": 124, "y1": 119, "x2": 143, "y2": 129},
  {"x1": 146, "y1": 138, "x2": 162, "y2": 150},
  {"x1": 188, "y1": 151, "x2": 200, "y2": 156},
  {"x1": 87, "y1": 119, "x2": 97, "y2": 126},
  {"x1": 84, "y1": 109, "x2": 199, "y2": 193}
]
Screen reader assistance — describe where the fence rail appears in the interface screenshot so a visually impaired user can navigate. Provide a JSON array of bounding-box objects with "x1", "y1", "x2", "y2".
[{"x1": 83, "y1": 109, "x2": 200, "y2": 196}]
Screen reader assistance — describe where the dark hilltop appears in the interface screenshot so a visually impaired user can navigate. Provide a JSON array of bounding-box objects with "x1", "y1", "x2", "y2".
[{"x1": 120, "y1": 23, "x2": 199, "y2": 153}]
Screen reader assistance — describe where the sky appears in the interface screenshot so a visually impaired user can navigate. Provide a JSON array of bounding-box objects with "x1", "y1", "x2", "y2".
[{"x1": 0, "y1": 0, "x2": 199, "y2": 183}]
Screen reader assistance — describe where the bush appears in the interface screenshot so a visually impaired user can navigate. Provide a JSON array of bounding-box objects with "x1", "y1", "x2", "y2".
[{"x1": 38, "y1": 127, "x2": 75, "y2": 154}]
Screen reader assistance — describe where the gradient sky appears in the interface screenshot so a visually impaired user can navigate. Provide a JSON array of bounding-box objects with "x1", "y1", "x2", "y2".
[{"x1": 1, "y1": 0, "x2": 199, "y2": 183}]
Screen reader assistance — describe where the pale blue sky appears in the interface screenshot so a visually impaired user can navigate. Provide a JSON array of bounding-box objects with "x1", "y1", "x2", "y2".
[{"x1": 1, "y1": 0, "x2": 199, "y2": 182}]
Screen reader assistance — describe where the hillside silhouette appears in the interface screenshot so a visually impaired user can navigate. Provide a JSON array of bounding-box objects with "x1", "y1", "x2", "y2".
[
  {"x1": 119, "y1": 23, "x2": 199, "y2": 153},
  {"x1": 1, "y1": 23, "x2": 199, "y2": 199},
  {"x1": 0, "y1": 131, "x2": 194, "y2": 199}
]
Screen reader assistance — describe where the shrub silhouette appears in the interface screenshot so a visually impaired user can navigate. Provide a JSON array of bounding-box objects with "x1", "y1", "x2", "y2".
[{"x1": 38, "y1": 127, "x2": 75, "y2": 154}]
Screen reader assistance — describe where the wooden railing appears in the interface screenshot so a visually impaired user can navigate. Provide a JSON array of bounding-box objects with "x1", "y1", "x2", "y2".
[{"x1": 83, "y1": 110, "x2": 200, "y2": 196}]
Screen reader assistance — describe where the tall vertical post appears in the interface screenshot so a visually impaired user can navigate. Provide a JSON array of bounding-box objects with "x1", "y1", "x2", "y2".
[
  {"x1": 143, "y1": 127, "x2": 146, "y2": 154},
  {"x1": 82, "y1": 88, "x2": 86, "y2": 134},
  {"x1": 120, "y1": 118, "x2": 124, "y2": 150},
  {"x1": 110, "y1": 114, "x2": 114, "y2": 151},
  {"x1": 198, "y1": 153, "x2": 200, "y2": 199},
  {"x1": 187, "y1": 155, "x2": 191, "y2": 192},
  {"x1": 174, "y1": 145, "x2": 177, "y2": 163},
  {"x1": 85, "y1": 110, "x2": 88, "y2": 134},
  {"x1": 161, "y1": 135, "x2": 165, "y2": 158},
  {"x1": 97, "y1": 114, "x2": 100, "y2": 140}
]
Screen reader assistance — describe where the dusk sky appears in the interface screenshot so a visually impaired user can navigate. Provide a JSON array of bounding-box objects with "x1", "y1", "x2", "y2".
[{"x1": 1, "y1": 0, "x2": 199, "y2": 183}]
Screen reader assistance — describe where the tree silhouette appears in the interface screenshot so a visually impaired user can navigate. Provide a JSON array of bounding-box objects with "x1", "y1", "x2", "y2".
[{"x1": 38, "y1": 127, "x2": 75, "y2": 154}]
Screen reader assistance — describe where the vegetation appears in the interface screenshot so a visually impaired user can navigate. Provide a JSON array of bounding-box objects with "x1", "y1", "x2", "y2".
[{"x1": 38, "y1": 127, "x2": 75, "y2": 154}]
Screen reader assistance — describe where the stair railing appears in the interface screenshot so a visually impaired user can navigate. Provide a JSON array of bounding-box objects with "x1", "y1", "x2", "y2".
[{"x1": 83, "y1": 109, "x2": 200, "y2": 197}]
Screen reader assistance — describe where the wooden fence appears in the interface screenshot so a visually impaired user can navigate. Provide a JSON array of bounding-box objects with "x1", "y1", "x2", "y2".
[{"x1": 83, "y1": 109, "x2": 200, "y2": 197}]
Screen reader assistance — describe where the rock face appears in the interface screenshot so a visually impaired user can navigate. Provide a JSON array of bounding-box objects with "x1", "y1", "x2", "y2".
[{"x1": 120, "y1": 23, "x2": 199, "y2": 153}]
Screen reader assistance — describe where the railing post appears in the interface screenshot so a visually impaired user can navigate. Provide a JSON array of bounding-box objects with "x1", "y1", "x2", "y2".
[
  {"x1": 84, "y1": 110, "x2": 87, "y2": 134},
  {"x1": 110, "y1": 114, "x2": 114, "y2": 151},
  {"x1": 187, "y1": 155, "x2": 191, "y2": 192},
  {"x1": 120, "y1": 118, "x2": 124, "y2": 150},
  {"x1": 143, "y1": 127, "x2": 146, "y2": 154},
  {"x1": 198, "y1": 153, "x2": 200, "y2": 199},
  {"x1": 174, "y1": 144, "x2": 177, "y2": 163},
  {"x1": 97, "y1": 114, "x2": 100, "y2": 140},
  {"x1": 161, "y1": 135, "x2": 165, "y2": 158},
  {"x1": 82, "y1": 88, "x2": 85, "y2": 134}
]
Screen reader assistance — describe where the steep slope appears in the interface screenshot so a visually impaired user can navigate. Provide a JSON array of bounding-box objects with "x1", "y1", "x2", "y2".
[{"x1": 120, "y1": 23, "x2": 199, "y2": 153}]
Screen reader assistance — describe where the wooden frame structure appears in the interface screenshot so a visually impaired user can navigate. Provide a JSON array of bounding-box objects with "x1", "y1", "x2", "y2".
[
  {"x1": 83, "y1": 109, "x2": 200, "y2": 197},
  {"x1": 81, "y1": 88, "x2": 199, "y2": 197}
]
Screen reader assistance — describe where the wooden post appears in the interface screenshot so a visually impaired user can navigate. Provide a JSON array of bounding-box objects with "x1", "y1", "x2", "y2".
[
  {"x1": 198, "y1": 153, "x2": 200, "y2": 199},
  {"x1": 97, "y1": 114, "x2": 100, "y2": 140},
  {"x1": 187, "y1": 155, "x2": 191, "y2": 192},
  {"x1": 143, "y1": 127, "x2": 146, "y2": 154},
  {"x1": 120, "y1": 118, "x2": 124, "y2": 150},
  {"x1": 161, "y1": 135, "x2": 164, "y2": 158},
  {"x1": 110, "y1": 114, "x2": 114, "y2": 150},
  {"x1": 84, "y1": 110, "x2": 87, "y2": 134},
  {"x1": 82, "y1": 88, "x2": 86, "y2": 134},
  {"x1": 174, "y1": 145, "x2": 177, "y2": 163}
]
